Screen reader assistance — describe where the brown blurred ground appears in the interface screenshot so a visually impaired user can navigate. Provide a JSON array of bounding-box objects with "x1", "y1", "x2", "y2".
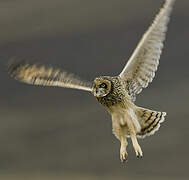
[{"x1": 0, "y1": 0, "x2": 188, "y2": 179}]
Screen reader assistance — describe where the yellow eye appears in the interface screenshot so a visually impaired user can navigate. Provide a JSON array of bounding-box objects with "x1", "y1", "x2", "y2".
[{"x1": 99, "y1": 83, "x2": 107, "y2": 89}]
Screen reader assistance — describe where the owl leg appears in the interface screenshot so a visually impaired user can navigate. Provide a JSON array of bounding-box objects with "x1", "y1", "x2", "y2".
[
  {"x1": 112, "y1": 122, "x2": 128, "y2": 162},
  {"x1": 120, "y1": 134, "x2": 128, "y2": 162},
  {"x1": 123, "y1": 111, "x2": 143, "y2": 158},
  {"x1": 129, "y1": 129, "x2": 143, "y2": 158}
]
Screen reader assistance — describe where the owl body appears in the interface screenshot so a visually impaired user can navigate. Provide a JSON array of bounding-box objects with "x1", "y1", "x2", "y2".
[{"x1": 92, "y1": 76, "x2": 142, "y2": 135}]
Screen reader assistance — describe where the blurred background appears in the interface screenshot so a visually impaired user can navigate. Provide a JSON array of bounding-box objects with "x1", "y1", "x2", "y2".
[{"x1": 0, "y1": 0, "x2": 188, "y2": 179}]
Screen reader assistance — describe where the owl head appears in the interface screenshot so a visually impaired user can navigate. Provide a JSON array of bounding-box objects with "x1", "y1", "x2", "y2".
[{"x1": 92, "y1": 77, "x2": 112, "y2": 98}]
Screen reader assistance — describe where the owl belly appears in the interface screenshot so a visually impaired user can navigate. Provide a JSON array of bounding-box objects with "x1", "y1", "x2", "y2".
[{"x1": 109, "y1": 102, "x2": 141, "y2": 134}]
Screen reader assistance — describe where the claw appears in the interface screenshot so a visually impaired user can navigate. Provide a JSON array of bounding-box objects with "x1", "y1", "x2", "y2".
[
  {"x1": 120, "y1": 151, "x2": 128, "y2": 163},
  {"x1": 137, "y1": 154, "x2": 143, "y2": 159},
  {"x1": 136, "y1": 148, "x2": 143, "y2": 159}
]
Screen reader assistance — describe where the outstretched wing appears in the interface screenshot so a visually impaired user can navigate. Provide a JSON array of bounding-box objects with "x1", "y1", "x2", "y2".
[
  {"x1": 119, "y1": 0, "x2": 175, "y2": 101},
  {"x1": 8, "y1": 61, "x2": 92, "y2": 92}
]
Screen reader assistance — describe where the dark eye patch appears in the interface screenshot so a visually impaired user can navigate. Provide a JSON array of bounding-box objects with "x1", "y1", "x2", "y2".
[{"x1": 99, "y1": 83, "x2": 107, "y2": 89}]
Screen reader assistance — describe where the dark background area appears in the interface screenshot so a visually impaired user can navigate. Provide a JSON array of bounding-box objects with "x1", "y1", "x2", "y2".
[{"x1": 0, "y1": 0, "x2": 188, "y2": 179}]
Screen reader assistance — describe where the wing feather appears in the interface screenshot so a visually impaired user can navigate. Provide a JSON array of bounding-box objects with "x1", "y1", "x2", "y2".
[
  {"x1": 8, "y1": 61, "x2": 92, "y2": 92},
  {"x1": 119, "y1": 0, "x2": 175, "y2": 101}
]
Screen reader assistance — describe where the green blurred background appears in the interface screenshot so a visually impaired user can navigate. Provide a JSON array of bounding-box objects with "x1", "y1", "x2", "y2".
[{"x1": 0, "y1": 0, "x2": 188, "y2": 179}]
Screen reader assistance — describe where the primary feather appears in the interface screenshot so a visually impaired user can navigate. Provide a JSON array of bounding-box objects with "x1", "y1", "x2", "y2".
[
  {"x1": 120, "y1": 0, "x2": 175, "y2": 101},
  {"x1": 8, "y1": 61, "x2": 92, "y2": 92}
]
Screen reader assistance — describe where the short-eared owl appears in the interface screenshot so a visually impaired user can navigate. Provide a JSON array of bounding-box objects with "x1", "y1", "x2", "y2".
[{"x1": 8, "y1": 0, "x2": 175, "y2": 162}]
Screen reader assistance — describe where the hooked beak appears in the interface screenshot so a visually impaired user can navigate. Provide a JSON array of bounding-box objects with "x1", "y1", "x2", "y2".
[{"x1": 92, "y1": 87, "x2": 106, "y2": 98}]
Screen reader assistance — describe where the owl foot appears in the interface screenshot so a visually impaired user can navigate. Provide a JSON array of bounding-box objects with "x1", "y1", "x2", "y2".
[
  {"x1": 120, "y1": 149, "x2": 128, "y2": 162},
  {"x1": 130, "y1": 133, "x2": 143, "y2": 159},
  {"x1": 135, "y1": 145, "x2": 143, "y2": 158}
]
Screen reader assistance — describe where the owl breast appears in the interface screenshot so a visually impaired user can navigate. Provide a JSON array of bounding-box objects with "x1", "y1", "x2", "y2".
[{"x1": 96, "y1": 76, "x2": 127, "y2": 108}]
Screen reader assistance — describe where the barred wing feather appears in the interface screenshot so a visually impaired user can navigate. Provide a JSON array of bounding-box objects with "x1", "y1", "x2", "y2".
[
  {"x1": 8, "y1": 61, "x2": 92, "y2": 92},
  {"x1": 119, "y1": 0, "x2": 175, "y2": 101}
]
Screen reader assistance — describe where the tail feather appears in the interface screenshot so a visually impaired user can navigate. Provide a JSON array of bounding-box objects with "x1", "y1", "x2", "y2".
[{"x1": 136, "y1": 107, "x2": 166, "y2": 138}]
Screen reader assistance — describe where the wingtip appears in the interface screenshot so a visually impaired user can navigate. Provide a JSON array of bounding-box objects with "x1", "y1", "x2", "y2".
[
  {"x1": 8, "y1": 59, "x2": 27, "y2": 78},
  {"x1": 164, "y1": 0, "x2": 176, "y2": 9}
]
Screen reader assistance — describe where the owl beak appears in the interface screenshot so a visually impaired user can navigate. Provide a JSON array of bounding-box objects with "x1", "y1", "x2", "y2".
[
  {"x1": 92, "y1": 86, "x2": 100, "y2": 97},
  {"x1": 94, "y1": 90, "x2": 98, "y2": 97},
  {"x1": 93, "y1": 88, "x2": 107, "y2": 98},
  {"x1": 93, "y1": 91, "x2": 99, "y2": 97},
  {"x1": 93, "y1": 89, "x2": 99, "y2": 97}
]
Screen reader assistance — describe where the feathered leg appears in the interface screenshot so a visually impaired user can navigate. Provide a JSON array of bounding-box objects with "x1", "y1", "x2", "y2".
[
  {"x1": 123, "y1": 107, "x2": 143, "y2": 158},
  {"x1": 127, "y1": 121, "x2": 143, "y2": 158},
  {"x1": 120, "y1": 134, "x2": 128, "y2": 162},
  {"x1": 130, "y1": 132, "x2": 143, "y2": 158},
  {"x1": 112, "y1": 115, "x2": 128, "y2": 162}
]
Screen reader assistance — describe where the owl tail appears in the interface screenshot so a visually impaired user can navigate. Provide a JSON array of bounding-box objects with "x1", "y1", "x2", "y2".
[{"x1": 136, "y1": 107, "x2": 166, "y2": 138}]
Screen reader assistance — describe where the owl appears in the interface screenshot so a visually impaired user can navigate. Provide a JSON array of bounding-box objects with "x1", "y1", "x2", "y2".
[{"x1": 8, "y1": 0, "x2": 175, "y2": 162}]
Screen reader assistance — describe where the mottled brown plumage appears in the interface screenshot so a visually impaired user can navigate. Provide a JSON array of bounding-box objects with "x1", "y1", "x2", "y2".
[{"x1": 8, "y1": 0, "x2": 175, "y2": 162}]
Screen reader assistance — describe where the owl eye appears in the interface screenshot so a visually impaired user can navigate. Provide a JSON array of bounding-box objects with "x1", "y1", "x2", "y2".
[{"x1": 99, "y1": 83, "x2": 107, "y2": 89}]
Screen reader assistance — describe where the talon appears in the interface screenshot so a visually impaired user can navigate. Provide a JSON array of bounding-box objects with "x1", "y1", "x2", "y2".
[
  {"x1": 137, "y1": 154, "x2": 143, "y2": 159},
  {"x1": 120, "y1": 151, "x2": 128, "y2": 163},
  {"x1": 122, "y1": 159, "x2": 128, "y2": 163},
  {"x1": 121, "y1": 156, "x2": 127, "y2": 163},
  {"x1": 136, "y1": 149, "x2": 143, "y2": 159}
]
